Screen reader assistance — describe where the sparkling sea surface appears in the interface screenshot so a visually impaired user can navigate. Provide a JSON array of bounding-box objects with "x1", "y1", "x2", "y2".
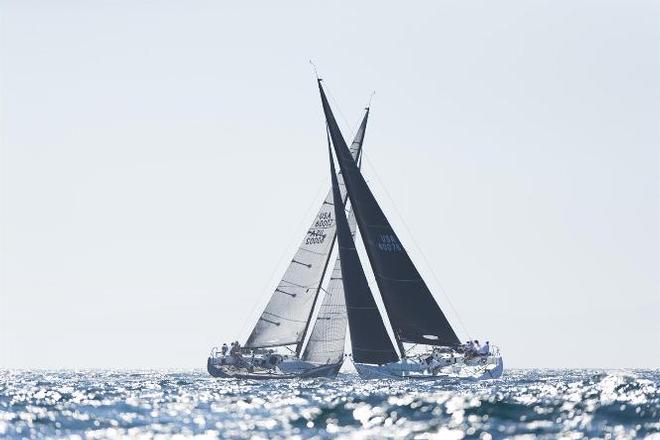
[{"x1": 1, "y1": 369, "x2": 658, "y2": 439}]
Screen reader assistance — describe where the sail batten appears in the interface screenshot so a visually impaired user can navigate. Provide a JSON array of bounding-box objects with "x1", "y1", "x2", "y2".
[{"x1": 318, "y1": 80, "x2": 461, "y2": 349}]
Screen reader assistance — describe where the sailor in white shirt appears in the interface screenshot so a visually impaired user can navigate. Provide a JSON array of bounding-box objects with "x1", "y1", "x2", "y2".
[{"x1": 479, "y1": 341, "x2": 490, "y2": 356}]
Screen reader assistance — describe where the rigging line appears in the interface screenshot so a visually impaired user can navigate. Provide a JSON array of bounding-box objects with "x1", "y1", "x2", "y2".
[
  {"x1": 308, "y1": 61, "x2": 357, "y2": 135},
  {"x1": 361, "y1": 153, "x2": 473, "y2": 342},
  {"x1": 308, "y1": 60, "x2": 320, "y2": 79},
  {"x1": 322, "y1": 83, "x2": 359, "y2": 140},
  {"x1": 367, "y1": 91, "x2": 376, "y2": 109},
  {"x1": 236, "y1": 176, "x2": 330, "y2": 342}
]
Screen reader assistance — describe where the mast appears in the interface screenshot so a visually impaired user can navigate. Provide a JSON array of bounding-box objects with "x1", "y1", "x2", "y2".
[{"x1": 318, "y1": 80, "x2": 460, "y2": 350}]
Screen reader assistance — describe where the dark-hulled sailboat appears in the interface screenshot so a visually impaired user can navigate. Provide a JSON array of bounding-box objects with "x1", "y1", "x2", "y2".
[
  {"x1": 318, "y1": 79, "x2": 504, "y2": 379},
  {"x1": 207, "y1": 105, "x2": 370, "y2": 379}
]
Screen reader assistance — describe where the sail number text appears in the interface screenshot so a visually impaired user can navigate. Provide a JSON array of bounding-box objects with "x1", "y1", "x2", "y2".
[
  {"x1": 377, "y1": 234, "x2": 402, "y2": 252},
  {"x1": 306, "y1": 213, "x2": 333, "y2": 245}
]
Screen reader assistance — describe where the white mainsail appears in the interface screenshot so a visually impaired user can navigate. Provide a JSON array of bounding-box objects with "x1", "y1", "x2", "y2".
[
  {"x1": 245, "y1": 108, "x2": 369, "y2": 353},
  {"x1": 244, "y1": 189, "x2": 338, "y2": 349}
]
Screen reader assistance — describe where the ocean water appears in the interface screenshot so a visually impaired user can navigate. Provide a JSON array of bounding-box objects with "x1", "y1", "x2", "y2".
[{"x1": 0, "y1": 369, "x2": 658, "y2": 439}]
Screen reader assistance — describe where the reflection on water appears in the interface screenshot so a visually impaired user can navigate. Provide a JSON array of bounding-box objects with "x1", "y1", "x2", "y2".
[{"x1": 0, "y1": 369, "x2": 658, "y2": 438}]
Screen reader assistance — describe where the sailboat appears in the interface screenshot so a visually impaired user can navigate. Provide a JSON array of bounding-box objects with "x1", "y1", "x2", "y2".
[
  {"x1": 207, "y1": 103, "x2": 370, "y2": 379},
  {"x1": 318, "y1": 79, "x2": 504, "y2": 380}
]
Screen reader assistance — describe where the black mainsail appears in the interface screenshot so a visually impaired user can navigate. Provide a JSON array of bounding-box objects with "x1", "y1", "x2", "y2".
[
  {"x1": 318, "y1": 80, "x2": 461, "y2": 351},
  {"x1": 327, "y1": 137, "x2": 399, "y2": 364},
  {"x1": 245, "y1": 109, "x2": 367, "y2": 354}
]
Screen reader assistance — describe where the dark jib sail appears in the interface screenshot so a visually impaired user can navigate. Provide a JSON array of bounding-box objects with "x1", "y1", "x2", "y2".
[
  {"x1": 318, "y1": 80, "x2": 461, "y2": 349},
  {"x1": 328, "y1": 137, "x2": 399, "y2": 364}
]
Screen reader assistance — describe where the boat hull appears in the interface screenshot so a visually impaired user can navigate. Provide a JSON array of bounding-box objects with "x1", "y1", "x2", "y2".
[
  {"x1": 354, "y1": 356, "x2": 504, "y2": 380},
  {"x1": 206, "y1": 357, "x2": 342, "y2": 380}
]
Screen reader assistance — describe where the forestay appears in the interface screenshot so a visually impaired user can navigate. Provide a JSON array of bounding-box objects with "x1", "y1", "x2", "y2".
[{"x1": 318, "y1": 80, "x2": 461, "y2": 349}]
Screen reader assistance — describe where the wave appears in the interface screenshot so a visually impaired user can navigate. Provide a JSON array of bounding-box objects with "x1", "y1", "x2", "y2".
[{"x1": 0, "y1": 369, "x2": 658, "y2": 439}]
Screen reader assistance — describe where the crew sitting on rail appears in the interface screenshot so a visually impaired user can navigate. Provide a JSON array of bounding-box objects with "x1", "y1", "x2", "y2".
[
  {"x1": 460, "y1": 339, "x2": 491, "y2": 357},
  {"x1": 221, "y1": 343, "x2": 228, "y2": 356},
  {"x1": 230, "y1": 341, "x2": 242, "y2": 357},
  {"x1": 422, "y1": 354, "x2": 439, "y2": 372}
]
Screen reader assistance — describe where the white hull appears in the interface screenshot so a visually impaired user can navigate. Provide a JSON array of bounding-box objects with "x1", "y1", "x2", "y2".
[
  {"x1": 354, "y1": 356, "x2": 504, "y2": 380},
  {"x1": 207, "y1": 355, "x2": 342, "y2": 379}
]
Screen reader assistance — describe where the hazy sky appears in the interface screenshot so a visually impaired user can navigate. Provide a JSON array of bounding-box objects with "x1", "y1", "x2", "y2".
[{"x1": 1, "y1": 1, "x2": 658, "y2": 369}]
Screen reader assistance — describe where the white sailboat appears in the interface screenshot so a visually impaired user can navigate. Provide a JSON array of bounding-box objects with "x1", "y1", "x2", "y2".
[
  {"x1": 318, "y1": 79, "x2": 504, "y2": 380},
  {"x1": 207, "y1": 105, "x2": 370, "y2": 379}
]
